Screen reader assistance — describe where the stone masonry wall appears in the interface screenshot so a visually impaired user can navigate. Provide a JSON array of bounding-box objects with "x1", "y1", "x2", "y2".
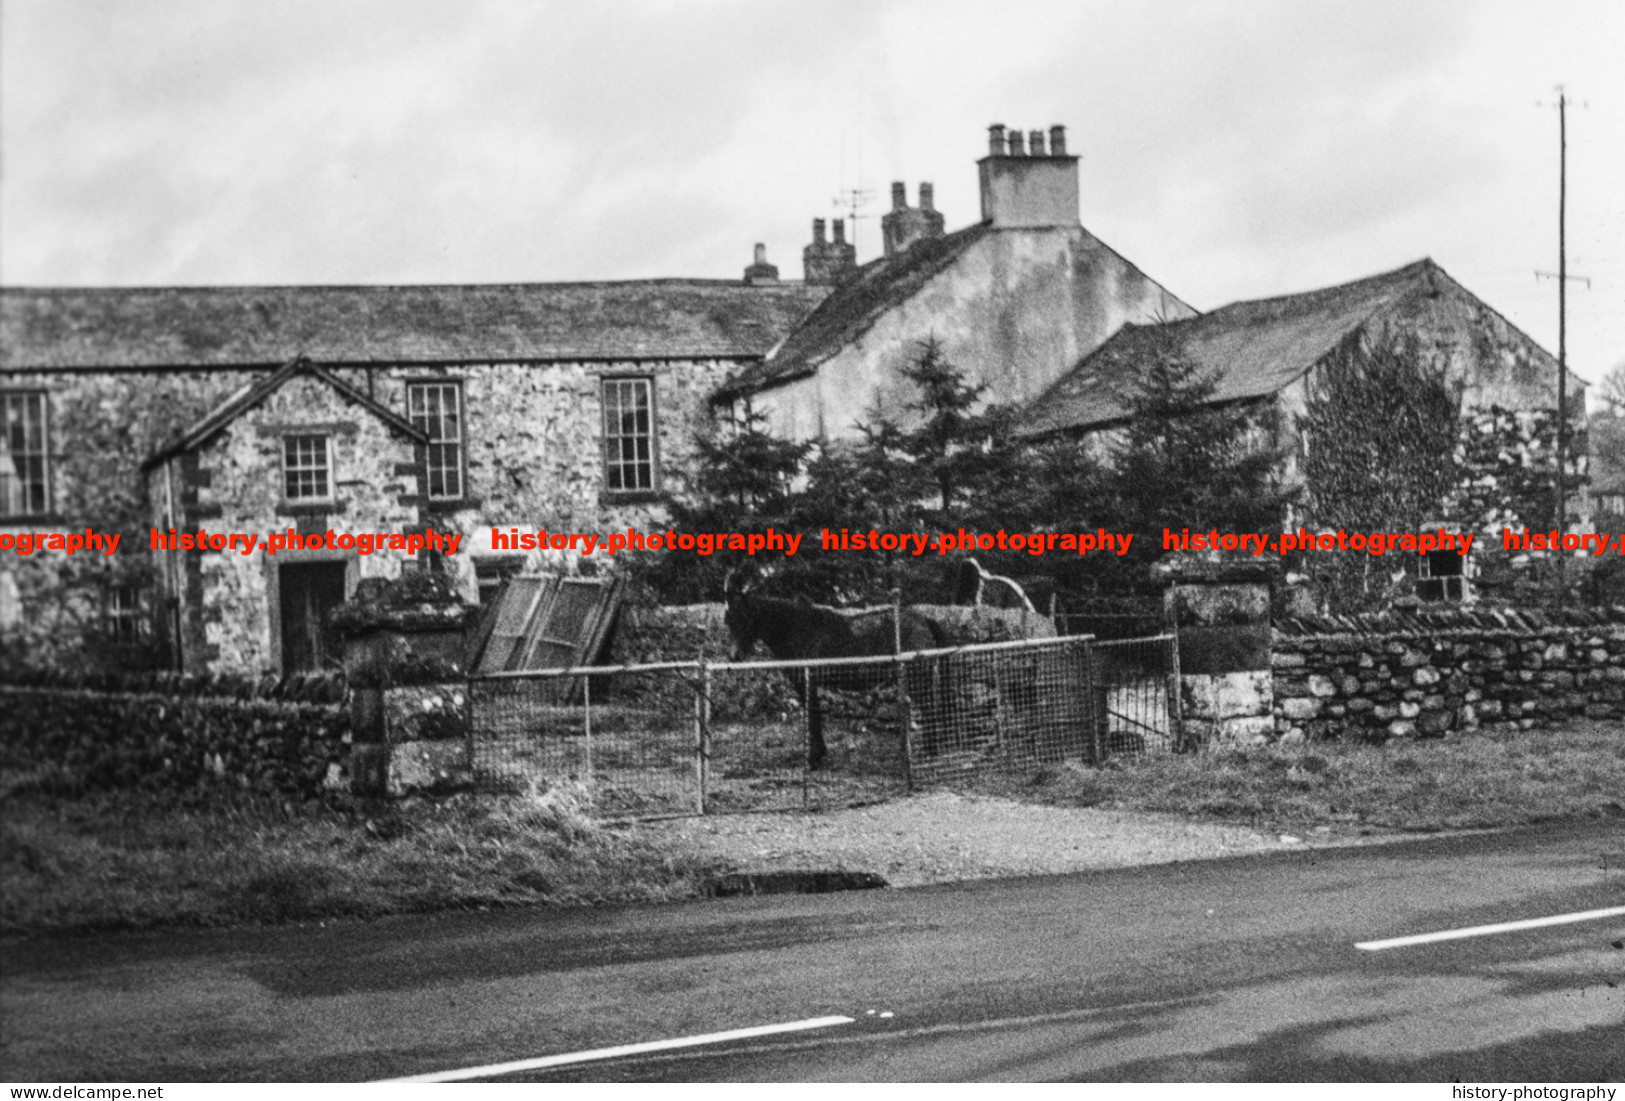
[
  {"x1": 1, "y1": 368, "x2": 250, "y2": 670},
  {"x1": 153, "y1": 371, "x2": 426, "y2": 674},
  {"x1": 1272, "y1": 607, "x2": 1625, "y2": 743},
  {"x1": 333, "y1": 358, "x2": 742, "y2": 604},
  {"x1": 5, "y1": 356, "x2": 747, "y2": 675},
  {"x1": 0, "y1": 669, "x2": 349, "y2": 797}
]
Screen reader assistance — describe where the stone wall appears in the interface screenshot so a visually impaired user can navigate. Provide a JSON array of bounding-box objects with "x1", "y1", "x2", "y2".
[
  {"x1": 151, "y1": 371, "x2": 427, "y2": 674},
  {"x1": 0, "y1": 670, "x2": 349, "y2": 797},
  {"x1": 4, "y1": 355, "x2": 745, "y2": 676},
  {"x1": 1, "y1": 367, "x2": 249, "y2": 670},
  {"x1": 331, "y1": 358, "x2": 742, "y2": 603},
  {"x1": 1272, "y1": 607, "x2": 1625, "y2": 743}
]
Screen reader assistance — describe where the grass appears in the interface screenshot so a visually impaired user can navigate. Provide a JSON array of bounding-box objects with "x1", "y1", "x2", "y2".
[
  {"x1": 0, "y1": 779, "x2": 720, "y2": 936},
  {"x1": 6, "y1": 719, "x2": 1621, "y2": 935},
  {"x1": 985, "y1": 718, "x2": 1625, "y2": 834}
]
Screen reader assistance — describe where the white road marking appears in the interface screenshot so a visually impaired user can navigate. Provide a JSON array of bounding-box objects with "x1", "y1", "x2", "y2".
[
  {"x1": 1355, "y1": 906, "x2": 1625, "y2": 951},
  {"x1": 378, "y1": 1014, "x2": 857, "y2": 1083}
]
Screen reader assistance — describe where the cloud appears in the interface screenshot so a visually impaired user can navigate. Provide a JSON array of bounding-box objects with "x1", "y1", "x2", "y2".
[{"x1": 2, "y1": 0, "x2": 1621, "y2": 373}]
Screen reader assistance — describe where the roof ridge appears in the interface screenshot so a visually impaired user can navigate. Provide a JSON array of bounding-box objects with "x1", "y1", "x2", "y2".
[
  {"x1": 1200, "y1": 258, "x2": 1434, "y2": 316},
  {"x1": 141, "y1": 356, "x2": 426, "y2": 470},
  {"x1": 0, "y1": 278, "x2": 821, "y2": 294}
]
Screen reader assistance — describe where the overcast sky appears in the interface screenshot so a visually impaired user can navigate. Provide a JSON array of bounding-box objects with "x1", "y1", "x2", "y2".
[{"x1": 3, "y1": 0, "x2": 1621, "y2": 385}]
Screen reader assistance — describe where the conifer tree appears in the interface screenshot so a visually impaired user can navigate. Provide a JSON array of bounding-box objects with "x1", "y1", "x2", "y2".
[
  {"x1": 1101, "y1": 324, "x2": 1291, "y2": 593},
  {"x1": 641, "y1": 405, "x2": 810, "y2": 602}
]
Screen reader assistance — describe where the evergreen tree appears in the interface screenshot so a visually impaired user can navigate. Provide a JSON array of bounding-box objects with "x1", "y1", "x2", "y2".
[
  {"x1": 827, "y1": 340, "x2": 1038, "y2": 593},
  {"x1": 1103, "y1": 324, "x2": 1291, "y2": 593},
  {"x1": 639, "y1": 405, "x2": 810, "y2": 602}
]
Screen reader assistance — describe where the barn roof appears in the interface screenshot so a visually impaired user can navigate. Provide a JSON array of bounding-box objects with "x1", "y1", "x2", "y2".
[
  {"x1": 1, "y1": 279, "x2": 830, "y2": 371},
  {"x1": 1025, "y1": 259, "x2": 1449, "y2": 436}
]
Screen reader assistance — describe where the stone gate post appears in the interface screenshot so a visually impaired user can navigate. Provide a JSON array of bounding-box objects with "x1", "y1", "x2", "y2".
[
  {"x1": 332, "y1": 573, "x2": 482, "y2": 796},
  {"x1": 1152, "y1": 550, "x2": 1277, "y2": 747}
]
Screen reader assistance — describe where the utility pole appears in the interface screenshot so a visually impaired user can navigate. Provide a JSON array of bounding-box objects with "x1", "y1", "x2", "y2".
[{"x1": 1536, "y1": 86, "x2": 1589, "y2": 606}]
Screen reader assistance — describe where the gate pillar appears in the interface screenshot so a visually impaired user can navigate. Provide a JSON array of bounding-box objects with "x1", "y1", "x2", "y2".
[
  {"x1": 1152, "y1": 550, "x2": 1278, "y2": 747},
  {"x1": 332, "y1": 573, "x2": 481, "y2": 795}
]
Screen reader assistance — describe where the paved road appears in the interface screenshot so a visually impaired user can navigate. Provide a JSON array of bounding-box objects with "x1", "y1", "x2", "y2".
[{"x1": 3, "y1": 820, "x2": 1622, "y2": 1082}]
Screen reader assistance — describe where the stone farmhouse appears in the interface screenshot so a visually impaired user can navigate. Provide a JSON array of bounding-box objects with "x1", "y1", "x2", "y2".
[
  {"x1": 1, "y1": 278, "x2": 824, "y2": 674},
  {"x1": 0, "y1": 122, "x2": 1585, "y2": 676}
]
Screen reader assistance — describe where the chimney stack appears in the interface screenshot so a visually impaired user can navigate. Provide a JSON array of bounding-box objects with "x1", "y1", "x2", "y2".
[
  {"x1": 977, "y1": 121, "x2": 1080, "y2": 227},
  {"x1": 881, "y1": 181, "x2": 947, "y2": 257},
  {"x1": 743, "y1": 242, "x2": 779, "y2": 285},
  {"x1": 803, "y1": 217, "x2": 855, "y2": 285}
]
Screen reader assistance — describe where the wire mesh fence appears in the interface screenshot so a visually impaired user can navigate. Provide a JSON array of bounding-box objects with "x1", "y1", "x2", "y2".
[
  {"x1": 1090, "y1": 634, "x2": 1182, "y2": 755},
  {"x1": 467, "y1": 633, "x2": 1181, "y2": 819},
  {"x1": 469, "y1": 664, "x2": 703, "y2": 818},
  {"x1": 902, "y1": 635, "x2": 1098, "y2": 784}
]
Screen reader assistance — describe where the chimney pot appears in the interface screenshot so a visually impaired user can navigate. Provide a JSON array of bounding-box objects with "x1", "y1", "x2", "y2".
[
  {"x1": 919, "y1": 182, "x2": 934, "y2": 212},
  {"x1": 978, "y1": 121, "x2": 1080, "y2": 227},
  {"x1": 832, "y1": 218, "x2": 846, "y2": 244},
  {"x1": 891, "y1": 181, "x2": 906, "y2": 210},
  {"x1": 746, "y1": 243, "x2": 779, "y2": 284},
  {"x1": 988, "y1": 123, "x2": 1007, "y2": 156},
  {"x1": 812, "y1": 217, "x2": 826, "y2": 244}
]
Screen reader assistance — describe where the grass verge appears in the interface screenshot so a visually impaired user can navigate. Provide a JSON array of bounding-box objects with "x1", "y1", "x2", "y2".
[
  {"x1": 987, "y1": 719, "x2": 1625, "y2": 833},
  {"x1": 0, "y1": 780, "x2": 720, "y2": 936}
]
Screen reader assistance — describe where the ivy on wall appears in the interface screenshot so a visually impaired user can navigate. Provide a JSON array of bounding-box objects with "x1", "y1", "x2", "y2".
[{"x1": 1297, "y1": 335, "x2": 1461, "y2": 612}]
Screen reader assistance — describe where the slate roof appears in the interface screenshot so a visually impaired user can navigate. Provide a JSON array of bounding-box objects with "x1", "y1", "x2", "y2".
[
  {"x1": 1024, "y1": 259, "x2": 1460, "y2": 436},
  {"x1": 714, "y1": 222, "x2": 993, "y2": 400},
  {"x1": 1, "y1": 280, "x2": 830, "y2": 371},
  {"x1": 142, "y1": 356, "x2": 426, "y2": 470}
]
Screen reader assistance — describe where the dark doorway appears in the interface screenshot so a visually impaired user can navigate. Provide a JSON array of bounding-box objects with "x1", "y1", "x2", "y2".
[{"x1": 279, "y1": 561, "x2": 347, "y2": 673}]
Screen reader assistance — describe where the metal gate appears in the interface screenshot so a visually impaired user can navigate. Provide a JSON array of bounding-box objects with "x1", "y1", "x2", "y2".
[{"x1": 467, "y1": 633, "x2": 1181, "y2": 820}]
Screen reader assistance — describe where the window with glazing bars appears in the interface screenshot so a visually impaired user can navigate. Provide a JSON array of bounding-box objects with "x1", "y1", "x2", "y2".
[
  {"x1": 283, "y1": 434, "x2": 331, "y2": 500},
  {"x1": 602, "y1": 377, "x2": 655, "y2": 492},
  {"x1": 2, "y1": 391, "x2": 50, "y2": 517},
  {"x1": 408, "y1": 381, "x2": 464, "y2": 499},
  {"x1": 109, "y1": 585, "x2": 144, "y2": 644}
]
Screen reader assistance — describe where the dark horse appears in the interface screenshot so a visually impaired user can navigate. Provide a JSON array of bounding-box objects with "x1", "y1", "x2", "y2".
[{"x1": 723, "y1": 584, "x2": 949, "y2": 769}]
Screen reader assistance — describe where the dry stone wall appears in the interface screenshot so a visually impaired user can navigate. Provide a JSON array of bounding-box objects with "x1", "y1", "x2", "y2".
[
  {"x1": 0, "y1": 670, "x2": 349, "y2": 797},
  {"x1": 1272, "y1": 607, "x2": 1625, "y2": 743}
]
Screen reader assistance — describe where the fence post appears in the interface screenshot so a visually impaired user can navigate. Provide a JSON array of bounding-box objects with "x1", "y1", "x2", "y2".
[
  {"x1": 695, "y1": 657, "x2": 710, "y2": 815},
  {"x1": 896, "y1": 655, "x2": 915, "y2": 792},
  {"x1": 583, "y1": 671, "x2": 593, "y2": 785},
  {"x1": 1167, "y1": 632, "x2": 1186, "y2": 752},
  {"x1": 1086, "y1": 639, "x2": 1107, "y2": 764},
  {"x1": 891, "y1": 590, "x2": 914, "y2": 792},
  {"x1": 801, "y1": 663, "x2": 811, "y2": 811}
]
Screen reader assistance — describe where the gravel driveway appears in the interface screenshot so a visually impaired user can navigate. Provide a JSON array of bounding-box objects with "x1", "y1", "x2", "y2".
[{"x1": 627, "y1": 792, "x2": 1346, "y2": 888}]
